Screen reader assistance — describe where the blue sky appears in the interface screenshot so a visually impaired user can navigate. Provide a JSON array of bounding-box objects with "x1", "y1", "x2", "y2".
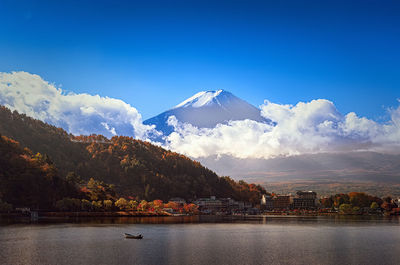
[{"x1": 0, "y1": 0, "x2": 399, "y2": 120}]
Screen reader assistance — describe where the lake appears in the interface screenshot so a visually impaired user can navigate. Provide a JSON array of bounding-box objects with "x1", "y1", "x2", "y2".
[{"x1": 1, "y1": 215, "x2": 400, "y2": 265}]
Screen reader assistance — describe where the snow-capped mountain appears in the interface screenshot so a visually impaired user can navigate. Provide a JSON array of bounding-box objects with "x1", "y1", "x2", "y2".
[{"x1": 144, "y1": 89, "x2": 271, "y2": 136}]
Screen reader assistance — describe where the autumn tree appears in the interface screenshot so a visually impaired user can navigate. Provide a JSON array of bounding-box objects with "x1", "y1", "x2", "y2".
[
  {"x1": 87, "y1": 178, "x2": 105, "y2": 201},
  {"x1": 164, "y1": 201, "x2": 180, "y2": 211},
  {"x1": 349, "y1": 192, "x2": 370, "y2": 208},
  {"x1": 183, "y1": 203, "x2": 198, "y2": 214},
  {"x1": 333, "y1": 194, "x2": 350, "y2": 208},
  {"x1": 153, "y1": 200, "x2": 164, "y2": 212},
  {"x1": 115, "y1": 198, "x2": 128, "y2": 210},
  {"x1": 138, "y1": 200, "x2": 149, "y2": 211},
  {"x1": 370, "y1": 202, "x2": 379, "y2": 210},
  {"x1": 0, "y1": 134, "x2": 80, "y2": 209},
  {"x1": 128, "y1": 200, "x2": 138, "y2": 211},
  {"x1": 320, "y1": 197, "x2": 334, "y2": 208},
  {"x1": 92, "y1": 201, "x2": 103, "y2": 211},
  {"x1": 339, "y1": 204, "x2": 352, "y2": 214},
  {"x1": 103, "y1": 200, "x2": 113, "y2": 211},
  {"x1": 352, "y1": 206, "x2": 361, "y2": 214}
]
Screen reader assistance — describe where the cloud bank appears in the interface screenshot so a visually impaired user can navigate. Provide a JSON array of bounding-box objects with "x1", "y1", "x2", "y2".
[
  {"x1": 0, "y1": 71, "x2": 156, "y2": 139},
  {"x1": 1, "y1": 71, "x2": 399, "y2": 159},
  {"x1": 164, "y1": 99, "x2": 400, "y2": 159}
]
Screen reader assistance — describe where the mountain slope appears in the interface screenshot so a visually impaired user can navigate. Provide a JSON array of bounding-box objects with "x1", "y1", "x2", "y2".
[
  {"x1": 198, "y1": 152, "x2": 400, "y2": 182},
  {"x1": 0, "y1": 106, "x2": 266, "y2": 202},
  {"x1": 0, "y1": 134, "x2": 79, "y2": 208},
  {"x1": 197, "y1": 152, "x2": 400, "y2": 197},
  {"x1": 0, "y1": 106, "x2": 89, "y2": 177},
  {"x1": 144, "y1": 90, "x2": 271, "y2": 136}
]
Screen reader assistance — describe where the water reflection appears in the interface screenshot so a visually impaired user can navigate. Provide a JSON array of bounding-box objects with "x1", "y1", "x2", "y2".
[
  {"x1": 2, "y1": 214, "x2": 400, "y2": 226},
  {"x1": 0, "y1": 215, "x2": 399, "y2": 265}
]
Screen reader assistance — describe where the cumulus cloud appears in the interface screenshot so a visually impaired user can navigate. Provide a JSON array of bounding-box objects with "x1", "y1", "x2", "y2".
[
  {"x1": 1, "y1": 71, "x2": 399, "y2": 159},
  {"x1": 163, "y1": 99, "x2": 400, "y2": 159},
  {"x1": 0, "y1": 71, "x2": 156, "y2": 139}
]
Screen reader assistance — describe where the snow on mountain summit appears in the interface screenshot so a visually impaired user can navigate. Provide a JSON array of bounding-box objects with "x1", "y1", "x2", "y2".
[
  {"x1": 144, "y1": 90, "x2": 271, "y2": 138},
  {"x1": 174, "y1": 89, "x2": 224, "y2": 108}
]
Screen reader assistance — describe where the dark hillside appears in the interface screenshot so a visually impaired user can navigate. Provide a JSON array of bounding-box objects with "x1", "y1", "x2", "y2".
[
  {"x1": 0, "y1": 106, "x2": 266, "y2": 203},
  {"x1": 0, "y1": 106, "x2": 88, "y2": 176},
  {"x1": 0, "y1": 134, "x2": 78, "y2": 208}
]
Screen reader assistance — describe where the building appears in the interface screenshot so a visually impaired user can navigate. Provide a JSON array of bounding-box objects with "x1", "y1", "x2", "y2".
[
  {"x1": 163, "y1": 208, "x2": 175, "y2": 214},
  {"x1": 220, "y1": 198, "x2": 237, "y2": 210},
  {"x1": 169, "y1": 197, "x2": 186, "y2": 205},
  {"x1": 261, "y1": 194, "x2": 274, "y2": 210},
  {"x1": 292, "y1": 191, "x2": 317, "y2": 209},
  {"x1": 273, "y1": 195, "x2": 291, "y2": 209},
  {"x1": 193, "y1": 196, "x2": 224, "y2": 213}
]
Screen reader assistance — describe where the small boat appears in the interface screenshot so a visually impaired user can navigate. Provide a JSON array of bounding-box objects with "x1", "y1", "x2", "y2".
[{"x1": 124, "y1": 233, "x2": 143, "y2": 239}]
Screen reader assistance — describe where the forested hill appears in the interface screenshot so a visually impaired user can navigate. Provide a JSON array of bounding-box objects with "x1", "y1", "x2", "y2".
[
  {"x1": 0, "y1": 106, "x2": 266, "y2": 203},
  {"x1": 0, "y1": 106, "x2": 89, "y2": 176},
  {"x1": 0, "y1": 134, "x2": 79, "y2": 208}
]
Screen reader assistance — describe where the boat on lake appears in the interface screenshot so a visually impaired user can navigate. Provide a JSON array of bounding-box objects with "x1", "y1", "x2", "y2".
[{"x1": 124, "y1": 233, "x2": 143, "y2": 239}]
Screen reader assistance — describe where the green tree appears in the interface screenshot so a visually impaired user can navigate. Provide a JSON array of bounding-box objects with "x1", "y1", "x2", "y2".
[
  {"x1": 66, "y1": 172, "x2": 83, "y2": 185},
  {"x1": 81, "y1": 199, "x2": 92, "y2": 211},
  {"x1": 55, "y1": 198, "x2": 81, "y2": 211},
  {"x1": 0, "y1": 199, "x2": 13, "y2": 212},
  {"x1": 69, "y1": 198, "x2": 81, "y2": 211},
  {"x1": 55, "y1": 199, "x2": 68, "y2": 211}
]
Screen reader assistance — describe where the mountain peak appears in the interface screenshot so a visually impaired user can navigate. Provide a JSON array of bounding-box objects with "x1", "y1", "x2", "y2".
[
  {"x1": 144, "y1": 90, "x2": 271, "y2": 137},
  {"x1": 174, "y1": 89, "x2": 226, "y2": 109}
]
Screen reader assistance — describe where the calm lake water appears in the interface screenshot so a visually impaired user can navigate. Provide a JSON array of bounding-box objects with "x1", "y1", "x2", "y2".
[{"x1": 1, "y1": 215, "x2": 400, "y2": 265}]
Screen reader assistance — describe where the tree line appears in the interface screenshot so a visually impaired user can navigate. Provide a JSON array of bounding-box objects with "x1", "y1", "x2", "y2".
[{"x1": 320, "y1": 192, "x2": 398, "y2": 214}]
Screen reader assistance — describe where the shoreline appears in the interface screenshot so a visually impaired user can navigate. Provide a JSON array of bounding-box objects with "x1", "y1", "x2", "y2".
[
  {"x1": 0, "y1": 211, "x2": 169, "y2": 219},
  {"x1": 41, "y1": 211, "x2": 169, "y2": 217},
  {"x1": 0, "y1": 211, "x2": 391, "y2": 219},
  {"x1": 1, "y1": 213, "x2": 398, "y2": 226}
]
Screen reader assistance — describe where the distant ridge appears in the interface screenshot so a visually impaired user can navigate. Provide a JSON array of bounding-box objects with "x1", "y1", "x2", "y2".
[{"x1": 144, "y1": 90, "x2": 271, "y2": 136}]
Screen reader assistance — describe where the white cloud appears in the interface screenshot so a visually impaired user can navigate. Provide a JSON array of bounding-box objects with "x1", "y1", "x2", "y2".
[
  {"x1": 100, "y1": 122, "x2": 117, "y2": 136},
  {"x1": 163, "y1": 99, "x2": 400, "y2": 159},
  {"x1": 1, "y1": 71, "x2": 399, "y2": 159},
  {"x1": 0, "y1": 71, "x2": 156, "y2": 139}
]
